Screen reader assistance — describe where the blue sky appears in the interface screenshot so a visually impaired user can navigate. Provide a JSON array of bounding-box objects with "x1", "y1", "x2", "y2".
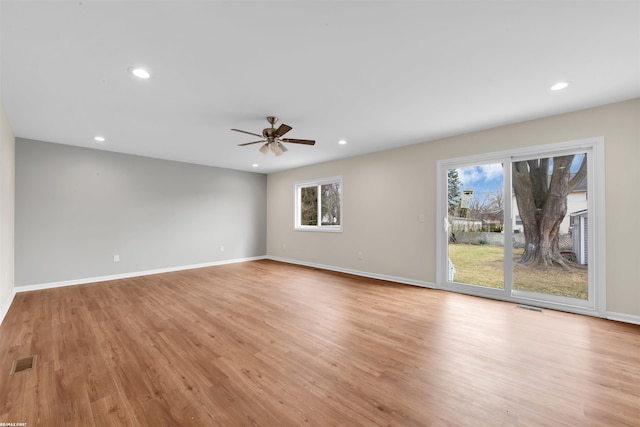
[
  {"x1": 454, "y1": 154, "x2": 585, "y2": 203},
  {"x1": 456, "y1": 163, "x2": 504, "y2": 203}
]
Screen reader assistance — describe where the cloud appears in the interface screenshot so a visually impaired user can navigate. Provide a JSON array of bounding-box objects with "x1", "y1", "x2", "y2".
[{"x1": 457, "y1": 163, "x2": 504, "y2": 187}]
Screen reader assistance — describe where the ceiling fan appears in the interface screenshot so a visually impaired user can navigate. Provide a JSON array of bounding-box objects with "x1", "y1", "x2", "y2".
[{"x1": 232, "y1": 116, "x2": 315, "y2": 156}]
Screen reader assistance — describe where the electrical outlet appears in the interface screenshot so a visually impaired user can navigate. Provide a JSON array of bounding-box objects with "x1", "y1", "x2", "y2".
[
  {"x1": 113, "y1": 254, "x2": 120, "y2": 262},
  {"x1": 418, "y1": 213, "x2": 425, "y2": 223},
  {"x1": 357, "y1": 251, "x2": 363, "y2": 260},
  {"x1": 220, "y1": 245, "x2": 225, "y2": 252}
]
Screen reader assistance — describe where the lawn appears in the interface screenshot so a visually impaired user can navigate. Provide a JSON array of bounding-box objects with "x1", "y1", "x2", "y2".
[{"x1": 448, "y1": 243, "x2": 588, "y2": 300}]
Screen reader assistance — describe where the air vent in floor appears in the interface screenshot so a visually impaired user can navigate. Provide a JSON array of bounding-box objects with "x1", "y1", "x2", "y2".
[
  {"x1": 10, "y1": 356, "x2": 37, "y2": 375},
  {"x1": 517, "y1": 304, "x2": 542, "y2": 312}
]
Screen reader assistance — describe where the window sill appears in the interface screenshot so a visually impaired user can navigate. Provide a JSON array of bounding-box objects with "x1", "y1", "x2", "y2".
[{"x1": 294, "y1": 226, "x2": 343, "y2": 233}]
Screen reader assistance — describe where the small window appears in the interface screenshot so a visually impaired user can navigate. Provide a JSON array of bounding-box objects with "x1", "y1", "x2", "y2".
[{"x1": 295, "y1": 177, "x2": 342, "y2": 231}]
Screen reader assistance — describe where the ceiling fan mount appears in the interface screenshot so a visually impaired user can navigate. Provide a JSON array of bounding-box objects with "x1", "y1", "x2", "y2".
[
  {"x1": 232, "y1": 116, "x2": 315, "y2": 156},
  {"x1": 266, "y1": 116, "x2": 278, "y2": 126}
]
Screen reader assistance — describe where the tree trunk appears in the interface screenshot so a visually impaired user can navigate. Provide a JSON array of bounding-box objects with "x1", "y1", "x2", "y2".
[{"x1": 513, "y1": 154, "x2": 587, "y2": 268}]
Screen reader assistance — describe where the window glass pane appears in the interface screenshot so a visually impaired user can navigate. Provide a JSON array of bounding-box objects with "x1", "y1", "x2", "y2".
[
  {"x1": 300, "y1": 186, "x2": 318, "y2": 225},
  {"x1": 321, "y1": 182, "x2": 341, "y2": 225}
]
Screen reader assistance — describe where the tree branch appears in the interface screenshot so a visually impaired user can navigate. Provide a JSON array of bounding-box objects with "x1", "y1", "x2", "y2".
[{"x1": 569, "y1": 154, "x2": 588, "y2": 191}]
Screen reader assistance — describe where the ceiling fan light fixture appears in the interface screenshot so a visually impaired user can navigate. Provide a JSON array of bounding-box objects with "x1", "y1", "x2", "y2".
[
  {"x1": 259, "y1": 143, "x2": 269, "y2": 154},
  {"x1": 271, "y1": 142, "x2": 284, "y2": 156},
  {"x1": 277, "y1": 141, "x2": 288, "y2": 153}
]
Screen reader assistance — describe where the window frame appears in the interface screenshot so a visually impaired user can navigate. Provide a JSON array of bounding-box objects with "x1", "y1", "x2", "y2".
[{"x1": 294, "y1": 176, "x2": 343, "y2": 232}]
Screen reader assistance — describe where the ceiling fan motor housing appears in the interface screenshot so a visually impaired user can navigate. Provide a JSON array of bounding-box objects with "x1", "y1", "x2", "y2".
[{"x1": 263, "y1": 128, "x2": 276, "y2": 139}]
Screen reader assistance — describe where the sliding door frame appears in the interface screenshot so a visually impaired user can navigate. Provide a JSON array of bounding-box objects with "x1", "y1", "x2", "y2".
[{"x1": 436, "y1": 137, "x2": 606, "y2": 317}]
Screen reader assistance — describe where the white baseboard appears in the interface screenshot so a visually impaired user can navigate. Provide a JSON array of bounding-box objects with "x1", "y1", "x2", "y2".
[
  {"x1": 267, "y1": 256, "x2": 437, "y2": 289},
  {"x1": 14, "y1": 256, "x2": 267, "y2": 293},
  {"x1": 269, "y1": 257, "x2": 640, "y2": 325},
  {"x1": 10, "y1": 256, "x2": 640, "y2": 327},
  {"x1": 607, "y1": 311, "x2": 640, "y2": 325},
  {"x1": 0, "y1": 289, "x2": 16, "y2": 326}
]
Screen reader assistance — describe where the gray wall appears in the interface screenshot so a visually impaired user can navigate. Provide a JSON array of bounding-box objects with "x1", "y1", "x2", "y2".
[
  {"x1": 0, "y1": 103, "x2": 15, "y2": 319},
  {"x1": 16, "y1": 138, "x2": 267, "y2": 286}
]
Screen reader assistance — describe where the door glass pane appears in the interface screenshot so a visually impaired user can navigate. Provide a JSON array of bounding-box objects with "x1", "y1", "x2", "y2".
[
  {"x1": 511, "y1": 153, "x2": 589, "y2": 300},
  {"x1": 447, "y1": 163, "x2": 505, "y2": 289}
]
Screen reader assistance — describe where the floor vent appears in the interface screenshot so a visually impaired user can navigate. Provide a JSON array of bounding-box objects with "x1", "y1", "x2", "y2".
[
  {"x1": 10, "y1": 356, "x2": 37, "y2": 375},
  {"x1": 517, "y1": 304, "x2": 542, "y2": 312}
]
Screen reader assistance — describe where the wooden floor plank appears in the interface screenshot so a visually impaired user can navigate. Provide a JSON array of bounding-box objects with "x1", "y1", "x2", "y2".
[{"x1": 1, "y1": 259, "x2": 639, "y2": 426}]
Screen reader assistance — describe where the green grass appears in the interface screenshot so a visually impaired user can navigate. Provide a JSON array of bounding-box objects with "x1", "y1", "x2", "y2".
[
  {"x1": 448, "y1": 244, "x2": 505, "y2": 288},
  {"x1": 448, "y1": 243, "x2": 588, "y2": 300}
]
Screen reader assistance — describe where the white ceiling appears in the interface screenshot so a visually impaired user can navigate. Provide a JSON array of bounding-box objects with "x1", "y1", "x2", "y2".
[{"x1": 1, "y1": 1, "x2": 639, "y2": 174}]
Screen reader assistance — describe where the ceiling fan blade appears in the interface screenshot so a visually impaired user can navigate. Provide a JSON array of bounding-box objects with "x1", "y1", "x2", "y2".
[
  {"x1": 259, "y1": 143, "x2": 269, "y2": 154},
  {"x1": 238, "y1": 140, "x2": 266, "y2": 146},
  {"x1": 274, "y1": 124, "x2": 292, "y2": 137},
  {"x1": 231, "y1": 128, "x2": 263, "y2": 138},
  {"x1": 280, "y1": 138, "x2": 316, "y2": 145}
]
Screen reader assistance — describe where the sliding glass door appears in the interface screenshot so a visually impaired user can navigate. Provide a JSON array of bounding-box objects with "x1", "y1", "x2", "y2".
[{"x1": 437, "y1": 139, "x2": 603, "y2": 316}]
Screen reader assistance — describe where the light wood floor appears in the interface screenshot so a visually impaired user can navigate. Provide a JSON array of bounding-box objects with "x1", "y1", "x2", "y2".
[{"x1": 1, "y1": 260, "x2": 639, "y2": 426}]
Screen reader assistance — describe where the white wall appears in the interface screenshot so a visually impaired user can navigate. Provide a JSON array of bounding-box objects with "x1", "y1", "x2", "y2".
[
  {"x1": 15, "y1": 139, "x2": 267, "y2": 287},
  {"x1": 0, "y1": 103, "x2": 15, "y2": 322},
  {"x1": 267, "y1": 98, "x2": 640, "y2": 318}
]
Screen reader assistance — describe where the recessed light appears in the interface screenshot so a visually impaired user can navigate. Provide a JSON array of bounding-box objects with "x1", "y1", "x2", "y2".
[
  {"x1": 550, "y1": 81, "x2": 570, "y2": 91},
  {"x1": 94, "y1": 136, "x2": 105, "y2": 142},
  {"x1": 130, "y1": 67, "x2": 150, "y2": 79},
  {"x1": 338, "y1": 139, "x2": 347, "y2": 145},
  {"x1": 252, "y1": 163, "x2": 259, "y2": 168}
]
